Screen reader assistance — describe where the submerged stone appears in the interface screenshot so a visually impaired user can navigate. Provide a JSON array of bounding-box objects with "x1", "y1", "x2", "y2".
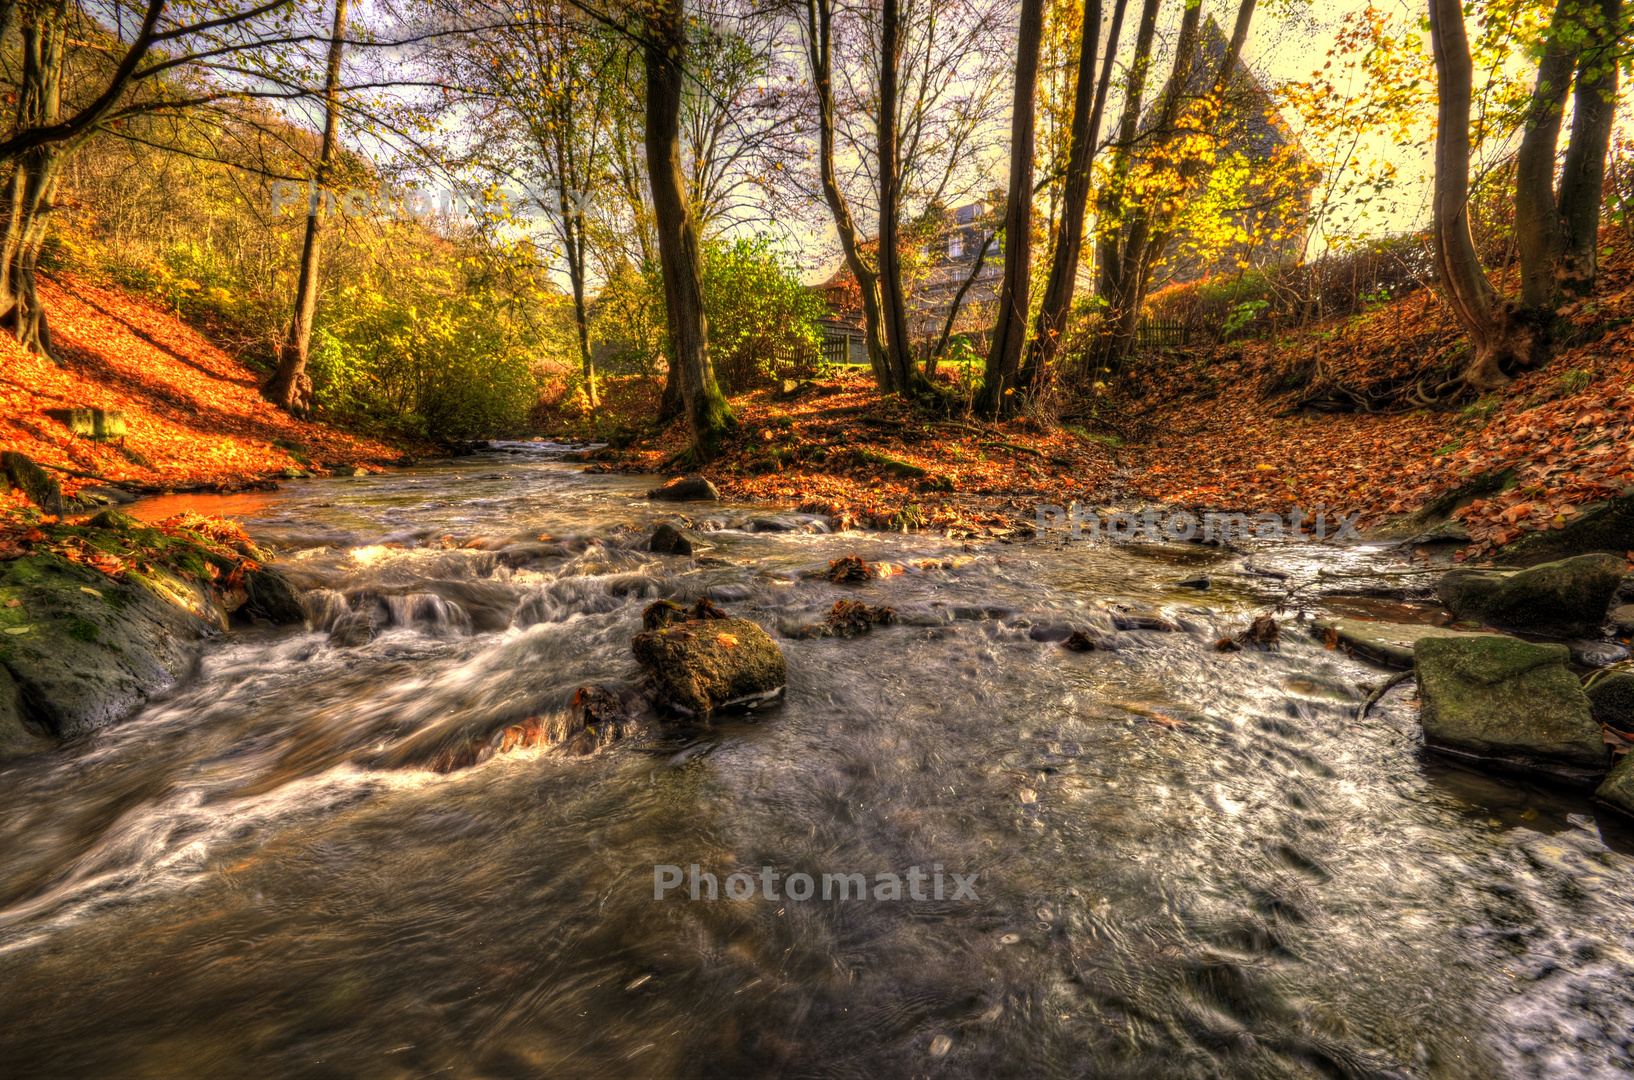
[
  {"x1": 1314, "y1": 617, "x2": 1510, "y2": 670},
  {"x1": 1414, "y1": 635, "x2": 1606, "y2": 778}
]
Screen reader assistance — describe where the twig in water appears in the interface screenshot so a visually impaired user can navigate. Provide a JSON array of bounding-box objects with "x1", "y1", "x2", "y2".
[{"x1": 1358, "y1": 670, "x2": 1415, "y2": 719}]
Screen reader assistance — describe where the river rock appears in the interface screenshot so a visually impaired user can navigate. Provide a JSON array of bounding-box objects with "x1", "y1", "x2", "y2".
[
  {"x1": 1588, "y1": 672, "x2": 1634, "y2": 731},
  {"x1": 1438, "y1": 554, "x2": 1625, "y2": 637},
  {"x1": 1596, "y1": 754, "x2": 1634, "y2": 819},
  {"x1": 243, "y1": 565, "x2": 306, "y2": 625},
  {"x1": 0, "y1": 553, "x2": 216, "y2": 752},
  {"x1": 649, "y1": 522, "x2": 706, "y2": 556},
  {"x1": 329, "y1": 606, "x2": 379, "y2": 648},
  {"x1": 647, "y1": 476, "x2": 719, "y2": 502},
  {"x1": 1610, "y1": 604, "x2": 1634, "y2": 635},
  {"x1": 1, "y1": 451, "x2": 64, "y2": 515},
  {"x1": 1414, "y1": 636, "x2": 1606, "y2": 777},
  {"x1": 1569, "y1": 639, "x2": 1630, "y2": 668},
  {"x1": 632, "y1": 616, "x2": 785, "y2": 717}
]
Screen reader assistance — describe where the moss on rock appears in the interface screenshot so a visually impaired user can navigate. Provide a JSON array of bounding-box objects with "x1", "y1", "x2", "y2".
[{"x1": 1414, "y1": 635, "x2": 1606, "y2": 776}]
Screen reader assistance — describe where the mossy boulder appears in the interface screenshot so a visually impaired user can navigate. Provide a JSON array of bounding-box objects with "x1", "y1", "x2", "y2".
[
  {"x1": 1, "y1": 451, "x2": 64, "y2": 515},
  {"x1": 1438, "y1": 554, "x2": 1624, "y2": 637},
  {"x1": 1588, "y1": 672, "x2": 1634, "y2": 731},
  {"x1": 1595, "y1": 754, "x2": 1634, "y2": 819},
  {"x1": 1414, "y1": 635, "x2": 1606, "y2": 777},
  {"x1": 632, "y1": 616, "x2": 786, "y2": 717},
  {"x1": 0, "y1": 552, "x2": 215, "y2": 754}
]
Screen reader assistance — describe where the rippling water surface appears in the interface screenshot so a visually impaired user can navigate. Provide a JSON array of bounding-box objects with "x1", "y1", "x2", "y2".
[{"x1": 0, "y1": 445, "x2": 1630, "y2": 1079}]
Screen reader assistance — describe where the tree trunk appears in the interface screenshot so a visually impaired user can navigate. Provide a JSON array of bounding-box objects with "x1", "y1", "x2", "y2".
[
  {"x1": 1103, "y1": 0, "x2": 1201, "y2": 361},
  {"x1": 1093, "y1": 0, "x2": 1162, "y2": 314},
  {"x1": 1134, "y1": 0, "x2": 1259, "y2": 306},
  {"x1": 1555, "y1": 0, "x2": 1623, "y2": 300},
  {"x1": 877, "y1": 0, "x2": 916, "y2": 395},
  {"x1": 644, "y1": 0, "x2": 733, "y2": 458},
  {"x1": 1020, "y1": 0, "x2": 1124, "y2": 389},
  {"x1": 0, "y1": 0, "x2": 71, "y2": 362},
  {"x1": 264, "y1": 0, "x2": 349, "y2": 416},
  {"x1": 1428, "y1": 0, "x2": 1538, "y2": 389},
  {"x1": 566, "y1": 223, "x2": 597, "y2": 428},
  {"x1": 976, "y1": 0, "x2": 1045, "y2": 415},
  {"x1": 804, "y1": 0, "x2": 892, "y2": 388},
  {"x1": 1513, "y1": 0, "x2": 1580, "y2": 310}
]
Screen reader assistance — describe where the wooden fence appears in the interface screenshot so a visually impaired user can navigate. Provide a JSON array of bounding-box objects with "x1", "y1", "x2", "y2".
[{"x1": 1136, "y1": 318, "x2": 1189, "y2": 348}]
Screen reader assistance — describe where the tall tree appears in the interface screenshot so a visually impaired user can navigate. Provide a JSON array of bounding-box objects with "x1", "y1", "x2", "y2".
[
  {"x1": 975, "y1": 0, "x2": 1044, "y2": 414},
  {"x1": 1092, "y1": 0, "x2": 1161, "y2": 318},
  {"x1": 643, "y1": 0, "x2": 734, "y2": 456},
  {"x1": 876, "y1": 0, "x2": 917, "y2": 393},
  {"x1": 264, "y1": 0, "x2": 349, "y2": 416},
  {"x1": 1020, "y1": 0, "x2": 1125, "y2": 390},
  {"x1": 1427, "y1": 0, "x2": 1543, "y2": 389}
]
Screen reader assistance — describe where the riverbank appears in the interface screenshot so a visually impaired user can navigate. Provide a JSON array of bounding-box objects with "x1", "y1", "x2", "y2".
[
  {"x1": 0, "y1": 272, "x2": 413, "y2": 509},
  {"x1": 570, "y1": 241, "x2": 1634, "y2": 562}
]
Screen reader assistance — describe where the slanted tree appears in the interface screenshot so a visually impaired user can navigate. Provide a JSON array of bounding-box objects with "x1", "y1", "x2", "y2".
[
  {"x1": 803, "y1": 0, "x2": 891, "y2": 386},
  {"x1": 1092, "y1": 0, "x2": 1161, "y2": 345},
  {"x1": 0, "y1": 0, "x2": 370, "y2": 364},
  {"x1": 1427, "y1": 0, "x2": 1548, "y2": 389},
  {"x1": 1020, "y1": 0, "x2": 1125, "y2": 390},
  {"x1": 1097, "y1": 0, "x2": 1202, "y2": 360}
]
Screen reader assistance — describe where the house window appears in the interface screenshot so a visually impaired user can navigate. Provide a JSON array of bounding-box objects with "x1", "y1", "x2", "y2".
[{"x1": 948, "y1": 232, "x2": 963, "y2": 260}]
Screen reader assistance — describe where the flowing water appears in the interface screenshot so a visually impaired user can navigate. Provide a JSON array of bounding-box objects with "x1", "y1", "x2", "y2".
[{"x1": 0, "y1": 445, "x2": 1631, "y2": 1080}]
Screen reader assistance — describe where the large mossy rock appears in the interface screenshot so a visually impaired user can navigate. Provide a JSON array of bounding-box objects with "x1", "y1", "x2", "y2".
[
  {"x1": 1495, "y1": 493, "x2": 1634, "y2": 566},
  {"x1": 1414, "y1": 635, "x2": 1606, "y2": 776},
  {"x1": 632, "y1": 616, "x2": 785, "y2": 716},
  {"x1": 1438, "y1": 554, "x2": 1625, "y2": 637},
  {"x1": 0, "y1": 553, "x2": 215, "y2": 753},
  {"x1": 1596, "y1": 754, "x2": 1634, "y2": 819}
]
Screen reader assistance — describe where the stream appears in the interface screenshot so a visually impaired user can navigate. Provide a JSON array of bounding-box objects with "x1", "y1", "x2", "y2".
[{"x1": 0, "y1": 443, "x2": 1630, "y2": 1079}]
